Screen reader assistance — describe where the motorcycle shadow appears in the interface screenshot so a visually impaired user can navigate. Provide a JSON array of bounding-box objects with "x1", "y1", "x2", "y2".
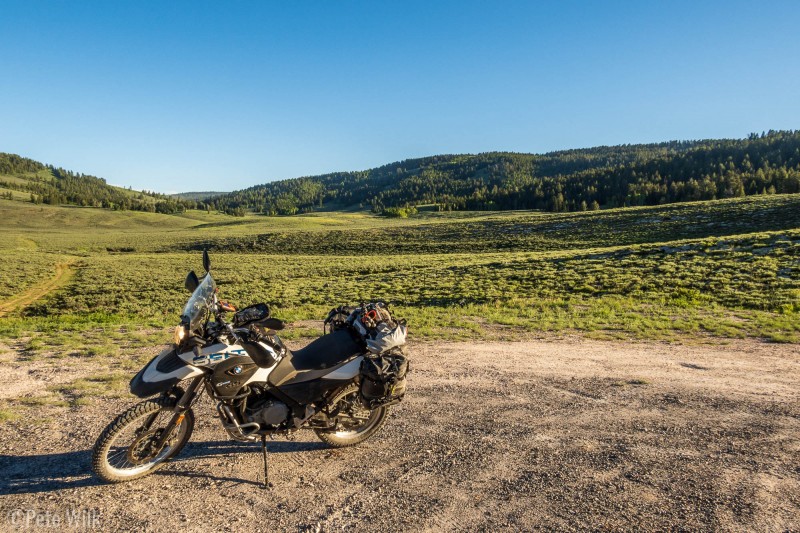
[{"x1": 0, "y1": 439, "x2": 328, "y2": 495}]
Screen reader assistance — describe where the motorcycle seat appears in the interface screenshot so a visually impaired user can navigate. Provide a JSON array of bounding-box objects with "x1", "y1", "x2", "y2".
[{"x1": 289, "y1": 329, "x2": 364, "y2": 371}]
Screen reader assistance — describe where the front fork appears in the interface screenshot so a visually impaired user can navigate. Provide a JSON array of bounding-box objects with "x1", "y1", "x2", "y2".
[{"x1": 142, "y1": 376, "x2": 205, "y2": 451}]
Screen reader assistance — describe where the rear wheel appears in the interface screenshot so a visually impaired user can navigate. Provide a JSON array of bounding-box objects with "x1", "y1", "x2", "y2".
[
  {"x1": 92, "y1": 397, "x2": 194, "y2": 483},
  {"x1": 314, "y1": 383, "x2": 388, "y2": 447}
]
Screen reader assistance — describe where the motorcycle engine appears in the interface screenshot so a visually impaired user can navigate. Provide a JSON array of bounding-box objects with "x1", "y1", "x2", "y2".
[{"x1": 245, "y1": 395, "x2": 289, "y2": 427}]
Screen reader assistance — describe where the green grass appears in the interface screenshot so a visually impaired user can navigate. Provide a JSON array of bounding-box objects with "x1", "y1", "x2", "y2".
[
  {"x1": 0, "y1": 194, "x2": 798, "y2": 354},
  {"x1": 53, "y1": 372, "x2": 130, "y2": 397},
  {"x1": 0, "y1": 407, "x2": 20, "y2": 423},
  {"x1": 3, "y1": 193, "x2": 799, "y2": 254},
  {"x1": 4, "y1": 373, "x2": 135, "y2": 412},
  {"x1": 0, "y1": 356, "x2": 150, "y2": 421},
  {"x1": 0, "y1": 252, "x2": 67, "y2": 298},
  {"x1": 182, "y1": 194, "x2": 800, "y2": 256},
  {"x1": 18, "y1": 228, "x2": 796, "y2": 333},
  {"x1": 0, "y1": 186, "x2": 32, "y2": 201},
  {"x1": 18, "y1": 396, "x2": 70, "y2": 408}
]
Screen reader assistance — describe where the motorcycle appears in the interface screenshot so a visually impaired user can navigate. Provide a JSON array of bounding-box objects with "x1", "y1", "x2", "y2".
[{"x1": 91, "y1": 251, "x2": 404, "y2": 486}]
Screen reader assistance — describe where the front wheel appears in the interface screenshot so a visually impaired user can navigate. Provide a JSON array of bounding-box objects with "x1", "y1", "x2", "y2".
[
  {"x1": 91, "y1": 397, "x2": 194, "y2": 483},
  {"x1": 314, "y1": 383, "x2": 388, "y2": 447}
]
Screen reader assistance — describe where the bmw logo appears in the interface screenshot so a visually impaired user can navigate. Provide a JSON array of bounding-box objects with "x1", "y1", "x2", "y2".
[{"x1": 232, "y1": 365, "x2": 243, "y2": 375}]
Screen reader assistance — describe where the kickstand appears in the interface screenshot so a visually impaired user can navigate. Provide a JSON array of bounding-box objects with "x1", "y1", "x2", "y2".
[{"x1": 261, "y1": 434, "x2": 270, "y2": 490}]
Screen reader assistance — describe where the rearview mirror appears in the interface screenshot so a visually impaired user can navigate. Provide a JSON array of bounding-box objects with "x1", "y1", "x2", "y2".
[
  {"x1": 202, "y1": 250, "x2": 211, "y2": 272},
  {"x1": 185, "y1": 270, "x2": 200, "y2": 293}
]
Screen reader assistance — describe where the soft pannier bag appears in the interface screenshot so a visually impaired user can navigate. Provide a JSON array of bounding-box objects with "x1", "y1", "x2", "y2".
[{"x1": 360, "y1": 348, "x2": 409, "y2": 407}]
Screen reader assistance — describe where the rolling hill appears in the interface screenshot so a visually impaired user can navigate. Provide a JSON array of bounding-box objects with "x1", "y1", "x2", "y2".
[
  {"x1": 4, "y1": 130, "x2": 800, "y2": 219},
  {"x1": 0, "y1": 153, "x2": 198, "y2": 214},
  {"x1": 171, "y1": 191, "x2": 229, "y2": 201},
  {"x1": 208, "y1": 130, "x2": 800, "y2": 216}
]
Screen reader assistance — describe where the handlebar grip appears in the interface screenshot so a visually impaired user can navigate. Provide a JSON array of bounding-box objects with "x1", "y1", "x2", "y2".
[{"x1": 219, "y1": 301, "x2": 237, "y2": 312}]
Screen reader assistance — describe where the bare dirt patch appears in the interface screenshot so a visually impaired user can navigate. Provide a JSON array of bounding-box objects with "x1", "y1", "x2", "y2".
[{"x1": 0, "y1": 338, "x2": 798, "y2": 531}]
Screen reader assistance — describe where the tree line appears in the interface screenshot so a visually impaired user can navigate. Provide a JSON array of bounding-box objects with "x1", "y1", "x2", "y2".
[
  {"x1": 0, "y1": 153, "x2": 199, "y2": 214},
  {"x1": 5, "y1": 130, "x2": 800, "y2": 217},
  {"x1": 209, "y1": 130, "x2": 800, "y2": 215}
]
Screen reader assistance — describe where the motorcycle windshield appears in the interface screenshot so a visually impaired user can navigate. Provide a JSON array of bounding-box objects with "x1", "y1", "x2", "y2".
[{"x1": 181, "y1": 273, "x2": 216, "y2": 331}]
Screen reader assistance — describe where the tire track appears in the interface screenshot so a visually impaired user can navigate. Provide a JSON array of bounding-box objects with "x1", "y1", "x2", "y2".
[{"x1": 0, "y1": 262, "x2": 75, "y2": 317}]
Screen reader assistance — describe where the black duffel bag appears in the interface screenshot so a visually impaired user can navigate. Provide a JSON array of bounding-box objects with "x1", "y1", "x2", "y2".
[{"x1": 360, "y1": 348, "x2": 409, "y2": 407}]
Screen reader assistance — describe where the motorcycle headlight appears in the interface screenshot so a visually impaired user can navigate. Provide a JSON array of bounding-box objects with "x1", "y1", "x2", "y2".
[{"x1": 173, "y1": 325, "x2": 186, "y2": 345}]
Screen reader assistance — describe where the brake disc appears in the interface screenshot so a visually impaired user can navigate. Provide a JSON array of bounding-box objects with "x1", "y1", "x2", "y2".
[{"x1": 126, "y1": 429, "x2": 165, "y2": 465}]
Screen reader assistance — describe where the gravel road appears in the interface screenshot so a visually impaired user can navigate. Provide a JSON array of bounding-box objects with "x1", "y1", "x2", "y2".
[{"x1": 1, "y1": 337, "x2": 798, "y2": 531}]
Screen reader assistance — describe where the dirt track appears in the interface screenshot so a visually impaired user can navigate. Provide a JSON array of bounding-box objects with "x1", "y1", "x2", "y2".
[
  {"x1": 0, "y1": 263, "x2": 75, "y2": 318},
  {"x1": 1, "y1": 337, "x2": 798, "y2": 531}
]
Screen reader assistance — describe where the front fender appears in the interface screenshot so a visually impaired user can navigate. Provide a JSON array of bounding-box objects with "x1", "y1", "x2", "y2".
[{"x1": 130, "y1": 347, "x2": 205, "y2": 398}]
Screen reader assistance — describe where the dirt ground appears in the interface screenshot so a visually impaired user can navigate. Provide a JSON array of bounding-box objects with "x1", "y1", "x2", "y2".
[{"x1": 1, "y1": 337, "x2": 798, "y2": 532}]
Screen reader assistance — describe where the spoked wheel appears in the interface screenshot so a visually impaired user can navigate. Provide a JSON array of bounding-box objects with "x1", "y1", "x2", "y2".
[
  {"x1": 314, "y1": 383, "x2": 388, "y2": 447},
  {"x1": 92, "y1": 397, "x2": 194, "y2": 483}
]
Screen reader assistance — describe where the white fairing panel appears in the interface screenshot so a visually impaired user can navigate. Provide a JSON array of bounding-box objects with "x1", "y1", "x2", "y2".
[
  {"x1": 174, "y1": 340, "x2": 281, "y2": 385},
  {"x1": 177, "y1": 343, "x2": 258, "y2": 368},
  {"x1": 322, "y1": 356, "x2": 364, "y2": 380},
  {"x1": 142, "y1": 348, "x2": 204, "y2": 384},
  {"x1": 244, "y1": 365, "x2": 276, "y2": 385}
]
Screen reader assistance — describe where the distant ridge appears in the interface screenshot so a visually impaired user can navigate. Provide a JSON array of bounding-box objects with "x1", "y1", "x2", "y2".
[
  {"x1": 205, "y1": 131, "x2": 800, "y2": 216},
  {"x1": 4, "y1": 130, "x2": 800, "y2": 217},
  {"x1": 171, "y1": 191, "x2": 228, "y2": 201}
]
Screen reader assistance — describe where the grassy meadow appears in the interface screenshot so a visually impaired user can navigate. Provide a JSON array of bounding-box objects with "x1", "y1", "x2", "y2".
[{"x1": 0, "y1": 194, "x2": 798, "y2": 354}]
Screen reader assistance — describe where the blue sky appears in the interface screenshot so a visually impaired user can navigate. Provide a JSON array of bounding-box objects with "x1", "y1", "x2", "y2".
[{"x1": 1, "y1": 1, "x2": 799, "y2": 193}]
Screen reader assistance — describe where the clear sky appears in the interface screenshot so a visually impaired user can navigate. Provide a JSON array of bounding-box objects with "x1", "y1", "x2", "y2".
[{"x1": 1, "y1": 1, "x2": 799, "y2": 193}]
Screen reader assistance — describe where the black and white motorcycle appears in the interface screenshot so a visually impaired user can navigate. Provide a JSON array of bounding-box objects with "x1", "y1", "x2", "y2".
[{"x1": 91, "y1": 251, "x2": 408, "y2": 485}]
